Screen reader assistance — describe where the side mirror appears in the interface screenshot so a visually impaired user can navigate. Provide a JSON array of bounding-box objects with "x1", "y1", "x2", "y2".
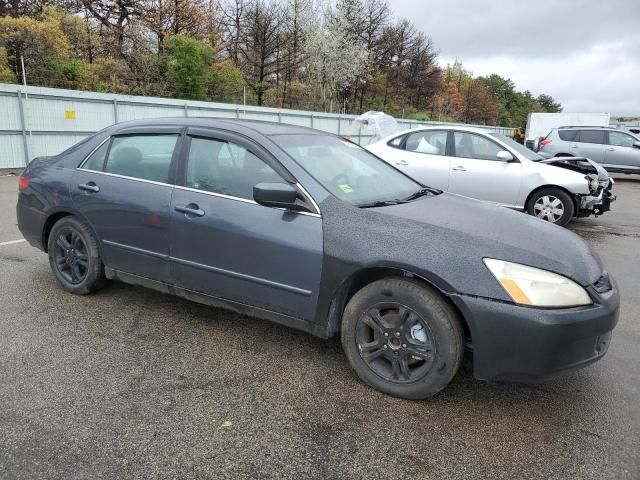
[
  {"x1": 496, "y1": 150, "x2": 515, "y2": 162},
  {"x1": 633, "y1": 141, "x2": 640, "y2": 149},
  {"x1": 253, "y1": 182, "x2": 299, "y2": 209}
]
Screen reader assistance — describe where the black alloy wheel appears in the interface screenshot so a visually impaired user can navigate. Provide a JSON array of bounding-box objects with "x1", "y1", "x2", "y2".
[
  {"x1": 47, "y1": 216, "x2": 107, "y2": 294},
  {"x1": 341, "y1": 278, "x2": 464, "y2": 399},
  {"x1": 52, "y1": 228, "x2": 89, "y2": 284},
  {"x1": 356, "y1": 303, "x2": 436, "y2": 383}
]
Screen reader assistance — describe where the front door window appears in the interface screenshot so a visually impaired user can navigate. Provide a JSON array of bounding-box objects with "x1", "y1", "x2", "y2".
[
  {"x1": 453, "y1": 132, "x2": 502, "y2": 160},
  {"x1": 186, "y1": 137, "x2": 284, "y2": 200}
]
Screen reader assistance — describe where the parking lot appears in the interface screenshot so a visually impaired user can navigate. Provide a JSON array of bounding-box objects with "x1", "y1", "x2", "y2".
[{"x1": 1, "y1": 173, "x2": 639, "y2": 480}]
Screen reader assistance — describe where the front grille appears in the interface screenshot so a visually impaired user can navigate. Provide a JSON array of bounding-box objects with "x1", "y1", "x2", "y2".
[{"x1": 593, "y1": 272, "x2": 612, "y2": 293}]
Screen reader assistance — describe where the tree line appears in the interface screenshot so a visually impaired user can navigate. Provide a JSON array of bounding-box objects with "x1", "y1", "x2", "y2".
[{"x1": 0, "y1": 0, "x2": 562, "y2": 126}]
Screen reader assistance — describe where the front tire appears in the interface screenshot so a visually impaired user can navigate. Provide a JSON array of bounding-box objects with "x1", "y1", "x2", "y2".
[
  {"x1": 47, "y1": 216, "x2": 107, "y2": 294},
  {"x1": 341, "y1": 278, "x2": 464, "y2": 399},
  {"x1": 526, "y1": 187, "x2": 575, "y2": 227}
]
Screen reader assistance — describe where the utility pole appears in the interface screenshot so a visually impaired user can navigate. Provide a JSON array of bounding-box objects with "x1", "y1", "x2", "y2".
[
  {"x1": 20, "y1": 56, "x2": 27, "y2": 87},
  {"x1": 20, "y1": 56, "x2": 33, "y2": 164}
]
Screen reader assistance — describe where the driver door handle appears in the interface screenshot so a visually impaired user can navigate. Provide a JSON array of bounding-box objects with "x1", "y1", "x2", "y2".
[
  {"x1": 78, "y1": 182, "x2": 99, "y2": 193},
  {"x1": 175, "y1": 204, "x2": 205, "y2": 217},
  {"x1": 395, "y1": 160, "x2": 408, "y2": 166},
  {"x1": 606, "y1": 147, "x2": 615, "y2": 151},
  {"x1": 452, "y1": 166, "x2": 467, "y2": 172}
]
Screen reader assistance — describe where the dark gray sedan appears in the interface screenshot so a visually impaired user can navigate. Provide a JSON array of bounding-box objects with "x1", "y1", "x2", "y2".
[{"x1": 16, "y1": 118, "x2": 619, "y2": 399}]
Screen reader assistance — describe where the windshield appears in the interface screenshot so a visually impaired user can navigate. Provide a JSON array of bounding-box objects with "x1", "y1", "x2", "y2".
[
  {"x1": 272, "y1": 134, "x2": 422, "y2": 206},
  {"x1": 489, "y1": 133, "x2": 544, "y2": 161}
]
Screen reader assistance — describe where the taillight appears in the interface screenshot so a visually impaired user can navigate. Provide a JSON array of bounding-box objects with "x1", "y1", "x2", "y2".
[
  {"x1": 539, "y1": 139, "x2": 551, "y2": 149},
  {"x1": 18, "y1": 175, "x2": 29, "y2": 191}
]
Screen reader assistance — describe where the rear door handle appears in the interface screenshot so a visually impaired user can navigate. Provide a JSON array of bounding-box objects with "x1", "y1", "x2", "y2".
[
  {"x1": 606, "y1": 147, "x2": 615, "y2": 151},
  {"x1": 452, "y1": 166, "x2": 467, "y2": 172},
  {"x1": 78, "y1": 182, "x2": 99, "y2": 193},
  {"x1": 395, "y1": 160, "x2": 409, "y2": 166},
  {"x1": 175, "y1": 204, "x2": 205, "y2": 217}
]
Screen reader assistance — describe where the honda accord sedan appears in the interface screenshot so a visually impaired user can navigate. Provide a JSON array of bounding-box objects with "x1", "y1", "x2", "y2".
[{"x1": 17, "y1": 118, "x2": 619, "y2": 399}]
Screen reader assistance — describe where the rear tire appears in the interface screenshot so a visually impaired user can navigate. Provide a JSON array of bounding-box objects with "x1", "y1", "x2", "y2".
[
  {"x1": 47, "y1": 216, "x2": 107, "y2": 294},
  {"x1": 341, "y1": 278, "x2": 464, "y2": 399},
  {"x1": 526, "y1": 187, "x2": 574, "y2": 227}
]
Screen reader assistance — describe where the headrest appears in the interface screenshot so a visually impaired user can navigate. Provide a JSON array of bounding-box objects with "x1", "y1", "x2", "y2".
[{"x1": 111, "y1": 146, "x2": 142, "y2": 164}]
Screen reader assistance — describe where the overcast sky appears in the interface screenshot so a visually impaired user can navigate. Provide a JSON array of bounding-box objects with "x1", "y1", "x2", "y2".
[{"x1": 392, "y1": 0, "x2": 640, "y2": 115}]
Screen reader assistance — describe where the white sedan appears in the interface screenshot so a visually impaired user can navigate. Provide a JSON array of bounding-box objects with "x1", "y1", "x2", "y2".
[{"x1": 366, "y1": 126, "x2": 615, "y2": 226}]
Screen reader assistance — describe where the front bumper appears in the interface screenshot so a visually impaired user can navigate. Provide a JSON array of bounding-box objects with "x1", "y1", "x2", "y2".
[
  {"x1": 577, "y1": 178, "x2": 616, "y2": 217},
  {"x1": 450, "y1": 275, "x2": 619, "y2": 382}
]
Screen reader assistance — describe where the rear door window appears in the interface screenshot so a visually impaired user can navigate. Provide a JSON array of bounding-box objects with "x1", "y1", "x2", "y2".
[
  {"x1": 404, "y1": 131, "x2": 447, "y2": 155},
  {"x1": 558, "y1": 130, "x2": 578, "y2": 141},
  {"x1": 577, "y1": 130, "x2": 606, "y2": 145},
  {"x1": 102, "y1": 135, "x2": 179, "y2": 183}
]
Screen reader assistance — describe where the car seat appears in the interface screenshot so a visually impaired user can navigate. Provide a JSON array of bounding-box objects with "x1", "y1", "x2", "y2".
[{"x1": 108, "y1": 146, "x2": 145, "y2": 179}]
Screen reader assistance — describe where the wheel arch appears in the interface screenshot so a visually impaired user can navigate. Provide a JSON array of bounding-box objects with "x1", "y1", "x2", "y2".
[
  {"x1": 324, "y1": 266, "x2": 472, "y2": 346},
  {"x1": 524, "y1": 184, "x2": 579, "y2": 217},
  {"x1": 42, "y1": 208, "x2": 102, "y2": 256}
]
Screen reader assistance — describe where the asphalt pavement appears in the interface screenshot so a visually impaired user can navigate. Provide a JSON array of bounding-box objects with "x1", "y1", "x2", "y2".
[{"x1": 1, "y1": 172, "x2": 639, "y2": 479}]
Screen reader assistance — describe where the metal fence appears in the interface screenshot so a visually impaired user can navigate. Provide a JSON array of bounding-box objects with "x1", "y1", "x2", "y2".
[{"x1": 0, "y1": 83, "x2": 515, "y2": 169}]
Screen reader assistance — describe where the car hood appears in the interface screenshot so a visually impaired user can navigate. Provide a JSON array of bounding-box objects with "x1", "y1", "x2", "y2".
[
  {"x1": 317, "y1": 191, "x2": 604, "y2": 302},
  {"x1": 539, "y1": 156, "x2": 610, "y2": 182},
  {"x1": 377, "y1": 193, "x2": 602, "y2": 285}
]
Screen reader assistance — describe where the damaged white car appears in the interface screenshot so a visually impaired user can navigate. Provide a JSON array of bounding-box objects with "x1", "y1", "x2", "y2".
[{"x1": 366, "y1": 125, "x2": 615, "y2": 227}]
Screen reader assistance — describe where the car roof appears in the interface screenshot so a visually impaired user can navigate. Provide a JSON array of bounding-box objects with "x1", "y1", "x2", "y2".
[
  {"x1": 376, "y1": 125, "x2": 500, "y2": 143},
  {"x1": 555, "y1": 126, "x2": 616, "y2": 130},
  {"x1": 109, "y1": 117, "x2": 324, "y2": 137}
]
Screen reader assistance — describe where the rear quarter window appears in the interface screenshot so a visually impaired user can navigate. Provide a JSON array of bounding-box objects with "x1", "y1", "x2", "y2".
[
  {"x1": 81, "y1": 140, "x2": 110, "y2": 171},
  {"x1": 387, "y1": 135, "x2": 405, "y2": 148}
]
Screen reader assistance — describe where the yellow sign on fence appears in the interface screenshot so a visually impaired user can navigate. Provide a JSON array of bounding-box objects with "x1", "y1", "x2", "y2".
[{"x1": 64, "y1": 110, "x2": 76, "y2": 120}]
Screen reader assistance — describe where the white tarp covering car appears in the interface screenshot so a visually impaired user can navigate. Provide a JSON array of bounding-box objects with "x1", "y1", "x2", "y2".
[{"x1": 354, "y1": 111, "x2": 399, "y2": 142}]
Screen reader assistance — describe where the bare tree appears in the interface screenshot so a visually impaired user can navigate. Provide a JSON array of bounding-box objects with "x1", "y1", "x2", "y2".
[
  {"x1": 236, "y1": 0, "x2": 281, "y2": 105},
  {"x1": 77, "y1": 0, "x2": 142, "y2": 56},
  {"x1": 280, "y1": 0, "x2": 311, "y2": 106},
  {"x1": 217, "y1": 0, "x2": 251, "y2": 62},
  {"x1": 356, "y1": 0, "x2": 390, "y2": 111},
  {"x1": 143, "y1": 0, "x2": 213, "y2": 52},
  {"x1": 403, "y1": 32, "x2": 440, "y2": 110}
]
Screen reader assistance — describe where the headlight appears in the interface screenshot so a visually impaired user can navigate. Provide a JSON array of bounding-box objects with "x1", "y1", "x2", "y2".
[
  {"x1": 484, "y1": 258, "x2": 592, "y2": 307},
  {"x1": 586, "y1": 174, "x2": 599, "y2": 192}
]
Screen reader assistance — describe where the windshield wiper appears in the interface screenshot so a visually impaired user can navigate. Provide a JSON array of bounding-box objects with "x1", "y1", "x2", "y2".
[
  {"x1": 402, "y1": 187, "x2": 435, "y2": 202},
  {"x1": 357, "y1": 199, "x2": 407, "y2": 208}
]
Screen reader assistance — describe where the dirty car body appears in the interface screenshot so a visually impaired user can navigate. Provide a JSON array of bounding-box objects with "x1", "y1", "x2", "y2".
[
  {"x1": 367, "y1": 126, "x2": 615, "y2": 226},
  {"x1": 17, "y1": 118, "x2": 619, "y2": 396}
]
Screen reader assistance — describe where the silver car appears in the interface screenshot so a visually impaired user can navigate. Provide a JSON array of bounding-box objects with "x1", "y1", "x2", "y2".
[
  {"x1": 539, "y1": 126, "x2": 640, "y2": 174},
  {"x1": 366, "y1": 126, "x2": 615, "y2": 227}
]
